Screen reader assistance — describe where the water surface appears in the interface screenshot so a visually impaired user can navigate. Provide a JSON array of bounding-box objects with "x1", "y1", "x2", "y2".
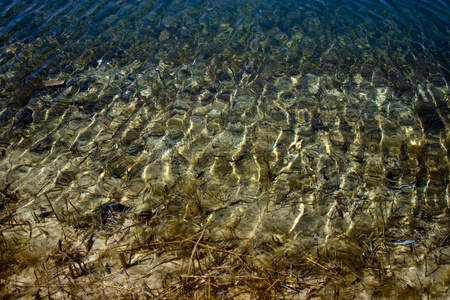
[{"x1": 0, "y1": 0, "x2": 449, "y2": 298}]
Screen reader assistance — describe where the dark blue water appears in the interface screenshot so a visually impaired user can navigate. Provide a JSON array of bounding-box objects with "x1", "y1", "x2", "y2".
[{"x1": 0, "y1": 0, "x2": 448, "y2": 83}]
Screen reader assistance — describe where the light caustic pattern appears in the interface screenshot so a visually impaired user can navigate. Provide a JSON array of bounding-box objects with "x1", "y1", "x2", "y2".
[{"x1": 0, "y1": 0, "x2": 449, "y2": 298}]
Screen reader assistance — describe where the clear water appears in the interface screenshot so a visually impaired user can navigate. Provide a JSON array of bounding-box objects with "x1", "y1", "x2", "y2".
[{"x1": 0, "y1": 0, "x2": 449, "y2": 298}]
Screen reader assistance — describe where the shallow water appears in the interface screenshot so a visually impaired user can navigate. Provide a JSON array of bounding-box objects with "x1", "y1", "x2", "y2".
[{"x1": 0, "y1": 0, "x2": 449, "y2": 298}]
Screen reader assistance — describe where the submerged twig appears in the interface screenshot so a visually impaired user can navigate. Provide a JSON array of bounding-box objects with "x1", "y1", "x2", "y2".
[
  {"x1": 44, "y1": 194, "x2": 65, "y2": 223},
  {"x1": 188, "y1": 228, "x2": 205, "y2": 274}
]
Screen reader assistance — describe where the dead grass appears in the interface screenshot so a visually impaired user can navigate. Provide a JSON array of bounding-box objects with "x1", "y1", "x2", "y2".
[{"x1": 0, "y1": 186, "x2": 449, "y2": 300}]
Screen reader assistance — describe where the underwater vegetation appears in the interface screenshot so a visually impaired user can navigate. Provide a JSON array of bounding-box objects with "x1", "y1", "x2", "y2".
[
  {"x1": 0, "y1": 0, "x2": 449, "y2": 298},
  {"x1": 1, "y1": 184, "x2": 449, "y2": 299}
]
